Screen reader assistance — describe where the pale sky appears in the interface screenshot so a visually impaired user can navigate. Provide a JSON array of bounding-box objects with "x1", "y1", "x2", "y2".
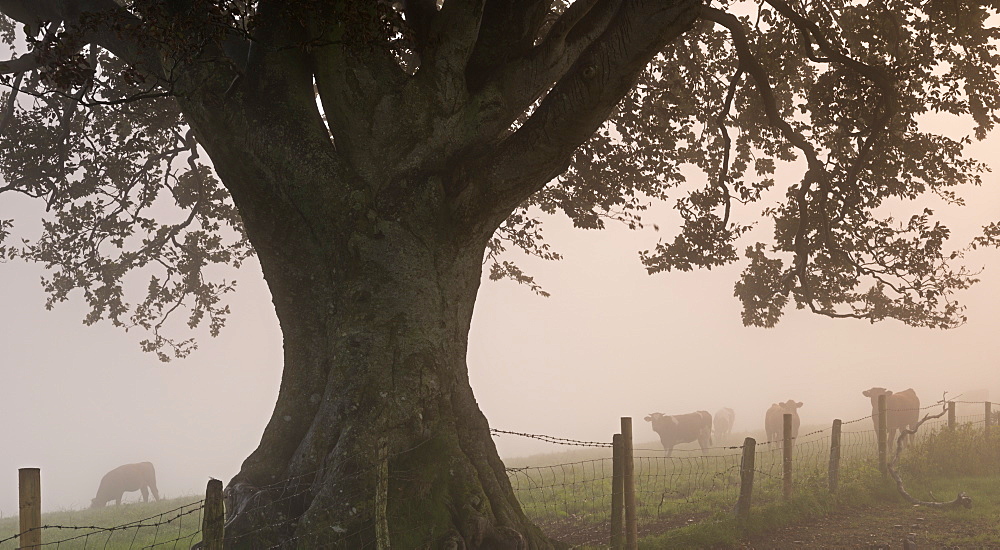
[{"x1": 1, "y1": 120, "x2": 998, "y2": 515}]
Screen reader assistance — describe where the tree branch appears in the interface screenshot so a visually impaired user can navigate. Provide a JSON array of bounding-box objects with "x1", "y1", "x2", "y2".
[
  {"x1": 0, "y1": 0, "x2": 166, "y2": 81},
  {"x1": 458, "y1": 0, "x2": 702, "y2": 230},
  {"x1": 464, "y1": 0, "x2": 554, "y2": 90},
  {"x1": 1, "y1": 19, "x2": 61, "y2": 135},
  {"x1": 0, "y1": 51, "x2": 42, "y2": 74},
  {"x1": 469, "y1": 0, "x2": 622, "y2": 142},
  {"x1": 0, "y1": 69, "x2": 23, "y2": 134},
  {"x1": 887, "y1": 402, "x2": 973, "y2": 509},
  {"x1": 700, "y1": 5, "x2": 826, "y2": 306},
  {"x1": 309, "y1": 2, "x2": 410, "y2": 172},
  {"x1": 419, "y1": 0, "x2": 486, "y2": 83}
]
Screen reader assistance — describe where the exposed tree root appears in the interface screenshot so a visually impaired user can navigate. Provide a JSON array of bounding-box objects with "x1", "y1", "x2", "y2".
[{"x1": 887, "y1": 398, "x2": 973, "y2": 509}]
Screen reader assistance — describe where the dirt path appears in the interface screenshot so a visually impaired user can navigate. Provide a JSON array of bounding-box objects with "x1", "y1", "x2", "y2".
[{"x1": 739, "y1": 502, "x2": 1000, "y2": 549}]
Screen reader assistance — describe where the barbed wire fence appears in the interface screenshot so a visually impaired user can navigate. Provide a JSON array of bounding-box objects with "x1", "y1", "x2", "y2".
[
  {"x1": 496, "y1": 399, "x2": 997, "y2": 548},
  {"x1": 2, "y1": 400, "x2": 995, "y2": 549},
  {"x1": 0, "y1": 500, "x2": 204, "y2": 550}
]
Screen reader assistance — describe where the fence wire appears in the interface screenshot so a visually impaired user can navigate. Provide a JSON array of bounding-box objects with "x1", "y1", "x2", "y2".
[
  {"x1": 505, "y1": 401, "x2": 996, "y2": 547},
  {"x1": 2, "y1": 401, "x2": 995, "y2": 549},
  {"x1": 0, "y1": 500, "x2": 204, "y2": 550}
]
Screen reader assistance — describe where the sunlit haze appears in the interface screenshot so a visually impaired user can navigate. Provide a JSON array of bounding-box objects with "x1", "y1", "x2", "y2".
[{"x1": 1, "y1": 121, "x2": 997, "y2": 516}]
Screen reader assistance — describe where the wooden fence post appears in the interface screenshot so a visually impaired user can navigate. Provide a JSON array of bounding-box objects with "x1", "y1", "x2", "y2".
[
  {"x1": 783, "y1": 413, "x2": 793, "y2": 500},
  {"x1": 19, "y1": 467, "x2": 41, "y2": 550},
  {"x1": 986, "y1": 402, "x2": 992, "y2": 437},
  {"x1": 621, "y1": 417, "x2": 637, "y2": 550},
  {"x1": 948, "y1": 401, "x2": 956, "y2": 429},
  {"x1": 878, "y1": 394, "x2": 888, "y2": 477},
  {"x1": 202, "y1": 479, "x2": 224, "y2": 550},
  {"x1": 828, "y1": 419, "x2": 842, "y2": 493},
  {"x1": 611, "y1": 433, "x2": 624, "y2": 550},
  {"x1": 735, "y1": 437, "x2": 756, "y2": 522}
]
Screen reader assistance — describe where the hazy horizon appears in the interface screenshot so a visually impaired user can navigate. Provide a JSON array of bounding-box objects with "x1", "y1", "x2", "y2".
[{"x1": 1, "y1": 125, "x2": 998, "y2": 515}]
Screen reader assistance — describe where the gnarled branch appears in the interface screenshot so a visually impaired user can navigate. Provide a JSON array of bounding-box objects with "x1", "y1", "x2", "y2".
[{"x1": 887, "y1": 399, "x2": 973, "y2": 509}]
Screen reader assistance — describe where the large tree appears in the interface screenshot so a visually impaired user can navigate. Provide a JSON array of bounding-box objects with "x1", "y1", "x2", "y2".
[{"x1": 1, "y1": 0, "x2": 998, "y2": 547}]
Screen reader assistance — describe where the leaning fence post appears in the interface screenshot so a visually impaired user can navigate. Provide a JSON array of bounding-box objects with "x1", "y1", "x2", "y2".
[
  {"x1": 986, "y1": 402, "x2": 993, "y2": 437},
  {"x1": 783, "y1": 413, "x2": 793, "y2": 500},
  {"x1": 828, "y1": 419, "x2": 842, "y2": 493},
  {"x1": 611, "y1": 433, "x2": 625, "y2": 550},
  {"x1": 19, "y1": 467, "x2": 41, "y2": 550},
  {"x1": 948, "y1": 401, "x2": 956, "y2": 429},
  {"x1": 735, "y1": 437, "x2": 756, "y2": 523},
  {"x1": 878, "y1": 394, "x2": 888, "y2": 477},
  {"x1": 621, "y1": 417, "x2": 637, "y2": 550},
  {"x1": 202, "y1": 478, "x2": 224, "y2": 550}
]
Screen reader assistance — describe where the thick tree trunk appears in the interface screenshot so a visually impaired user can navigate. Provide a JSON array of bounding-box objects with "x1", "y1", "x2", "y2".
[
  {"x1": 162, "y1": 26, "x2": 571, "y2": 546},
  {"x1": 217, "y1": 186, "x2": 555, "y2": 548}
]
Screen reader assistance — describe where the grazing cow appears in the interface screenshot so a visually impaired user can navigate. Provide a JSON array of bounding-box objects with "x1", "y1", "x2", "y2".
[
  {"x1": 91, "y1": 462, "x2": 160, "y2": 508},
  {"x1": 644, "y1": 411, "x2": 713, "y2": 456},
  {"x1": 714, "y1": 408, "x2": 736, "y2": 440},
  {"x1": 764, "y1": 400, "x2": 803, "y2": 444},
  {"x1": 862, "y1": 387, "x2": 920, "y2": 446}
]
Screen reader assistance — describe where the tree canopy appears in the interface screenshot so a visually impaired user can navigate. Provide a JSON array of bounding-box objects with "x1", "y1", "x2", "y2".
[
  {"x1": 1, "y1": 0, "x2": 999, "y2": 545},
  {"x1": 1, "y1": 1, "x2": 996, "y2": 358}
]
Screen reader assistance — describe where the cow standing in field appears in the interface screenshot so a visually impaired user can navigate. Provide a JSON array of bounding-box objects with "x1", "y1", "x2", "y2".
[
  {"x1": 714, "y1": 408, "x2": 735, "y2": 440},
  {"x1": 91, "y1": 462, "x2": 160, "y2": 508},
  {"x1": 764, "y1": 400, "x2": 803, "y2": 444},
  {"x1": 644, "y1": 411, "x2": 713, "y2": 456},
  {"x1": 862, "y1": 387, "x2": 920, "y2": 446}
]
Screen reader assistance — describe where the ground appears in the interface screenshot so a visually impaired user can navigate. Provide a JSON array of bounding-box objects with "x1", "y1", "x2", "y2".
[
  {"x1": 741, "y1": 491, "x2": 1000, "y2": 549},
  {"x1": 742, "y1": 505, "x2": 1000, "y2": 550}
]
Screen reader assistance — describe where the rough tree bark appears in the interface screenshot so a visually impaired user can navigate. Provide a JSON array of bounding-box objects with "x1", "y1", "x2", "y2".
[
  {"x1": 2, "y1": 0, "x2": 998, "y2": 543},
  {"x1": 181, "y1": 81, "x2": 559, "y2": 546},
  {"x1": 161, "y1": 2, "x2": 702, "y2": 546}
]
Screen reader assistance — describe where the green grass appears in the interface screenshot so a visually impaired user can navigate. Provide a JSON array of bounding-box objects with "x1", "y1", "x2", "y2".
[
  {"x1": 1, "y1": 421, "x2": 990, "y2": 548},
  {"x1": 504, "y1": 418, "x2": 995, "y2": 548},
  {"x1": 636, "y1": 463, "x2": 885, "y2": 549},
  {"x1": 0, "y1": 497, "x2": 204, "y2": 550},
  {"x1": 901, "y1": 475, "x2": 1000, "y2": 547}
]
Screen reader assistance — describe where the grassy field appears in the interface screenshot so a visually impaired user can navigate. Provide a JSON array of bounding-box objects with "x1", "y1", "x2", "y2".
[
  {"x1": 0, "y1": 497, "x2": 204, "y2": 550},
  {"x1": 0, "y1": 416, "x2": 990, "y2": 549},
  {"x1": 502, "y1": 422, "x2": 883, "y2": 545},
  {"x1": 503, "y1": 415, "x2": 994, "y2": 548}
]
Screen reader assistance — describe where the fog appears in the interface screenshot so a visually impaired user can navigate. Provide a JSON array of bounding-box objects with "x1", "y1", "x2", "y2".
[{"x1": 1, "y1": 129, "x2": 998, "y2": 516}]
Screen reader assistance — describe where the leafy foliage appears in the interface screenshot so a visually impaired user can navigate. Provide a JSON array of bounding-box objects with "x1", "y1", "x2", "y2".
[
  {"x1": 1, "y1": 0, "x2": 998, "y2": 360},
  {"x1": 1, "y1": 20, "x2": 251, "y2": 360}
]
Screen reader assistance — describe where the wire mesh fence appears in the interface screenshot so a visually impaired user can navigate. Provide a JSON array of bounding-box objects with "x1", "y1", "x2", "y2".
[
  {"x1": 0, "y1": 500, "x2": 204, "y2": 550},
  {"x1": 507, "y1": 458, "x2": 615, "y2": 546},
  {"x1": 2, "y1": 400, "x2": 995, "y2": 549},
  {"x1": 505, "y1": 400, "x2": 997, "y2": 547}
]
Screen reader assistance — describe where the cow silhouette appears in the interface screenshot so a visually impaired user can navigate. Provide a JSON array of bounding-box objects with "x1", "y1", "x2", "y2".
[
  {"x1": 644, "y1": 411, "x2": 713, "y2": 456},
  {"x1": 91, "y1": 462, "x2": 160, "y2": 508},
  {"x1": 765, "y1": 400, "x2": 803, "y2": 444},
  {"x1": 862, "y1": 387, "x2": 920, "y2": 446}
]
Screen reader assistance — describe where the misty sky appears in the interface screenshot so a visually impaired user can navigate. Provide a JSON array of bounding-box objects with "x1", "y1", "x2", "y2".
[{"x1": 1, "y1": 121, "x2": 998, "y2": 515}]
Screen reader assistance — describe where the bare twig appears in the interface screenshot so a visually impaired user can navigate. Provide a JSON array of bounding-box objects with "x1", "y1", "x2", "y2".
[{"x1": 887, "y1": 395, "x2": 973, "y2": 509}]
